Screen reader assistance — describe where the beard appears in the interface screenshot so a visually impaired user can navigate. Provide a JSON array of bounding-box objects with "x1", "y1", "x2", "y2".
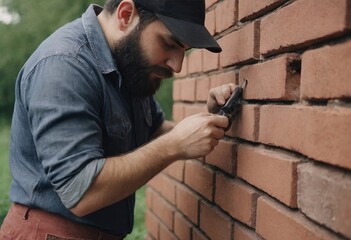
[{"x1": 112, "y1": 26, "x2": 173, "y2": 98}]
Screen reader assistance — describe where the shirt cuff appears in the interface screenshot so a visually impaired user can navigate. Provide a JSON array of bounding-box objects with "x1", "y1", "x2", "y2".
[{"x1": 57, "y1": 158, "x2": 106, "y2": 209}]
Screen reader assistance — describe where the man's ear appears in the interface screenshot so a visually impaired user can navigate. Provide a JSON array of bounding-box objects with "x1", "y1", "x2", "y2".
[{"x1": 115, "y1": 0, "x2": 138, "y2": 31}]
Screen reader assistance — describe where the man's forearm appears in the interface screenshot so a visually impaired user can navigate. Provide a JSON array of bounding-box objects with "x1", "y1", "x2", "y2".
[{"x1": 70, "y1": 132, "x2": 178, "y2": 217}]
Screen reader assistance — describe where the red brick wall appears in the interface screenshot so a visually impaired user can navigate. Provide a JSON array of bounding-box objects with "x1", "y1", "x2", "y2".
[{"x1": 145, "y1": 0, "x2": 351, "y2": 239}]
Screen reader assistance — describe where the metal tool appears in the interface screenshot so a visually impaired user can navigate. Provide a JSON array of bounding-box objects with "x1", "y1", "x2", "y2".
[{"x1": 218, "y1": 79, "x2": 248, "y2": 131}]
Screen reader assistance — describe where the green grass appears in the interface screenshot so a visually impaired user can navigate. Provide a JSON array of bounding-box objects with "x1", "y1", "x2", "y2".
[
  {"x1": 0, "y1": 123, "x2": 11, "y2": 225},
  {"x1": 126, "y1": 187, "x2": 147, "y2": 239},
  {"x1": 0, "y1": 124, "x2": 146, "y2": 238}
]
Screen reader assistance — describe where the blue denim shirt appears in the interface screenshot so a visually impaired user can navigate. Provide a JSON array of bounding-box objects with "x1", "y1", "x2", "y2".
[{"x1": 9, "y1": 5, "x2": 164, "y2": 235}]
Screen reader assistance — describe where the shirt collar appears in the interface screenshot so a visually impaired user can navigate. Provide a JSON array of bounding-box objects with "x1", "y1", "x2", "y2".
[{"x1": 82, "y1": 5, "x2": 121, "y2": 85}]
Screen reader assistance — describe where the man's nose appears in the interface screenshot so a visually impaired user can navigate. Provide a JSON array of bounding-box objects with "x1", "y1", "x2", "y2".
[{"x1": 166, "y1": 50, "x2": 185, "y2": 73}]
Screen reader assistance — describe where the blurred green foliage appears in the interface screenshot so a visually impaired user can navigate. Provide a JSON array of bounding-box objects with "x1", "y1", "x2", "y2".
[
  {"x1": 0, "y1": 123, "x2": 10, "y2": 225},
  {"x1": 0, "y1": 0, "x2": 105, "y2": 119}
]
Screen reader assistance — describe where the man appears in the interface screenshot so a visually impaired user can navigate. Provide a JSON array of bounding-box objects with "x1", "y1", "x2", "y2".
[{"x1": 0, "y1": 0, "x2": 235, "y2": 239}]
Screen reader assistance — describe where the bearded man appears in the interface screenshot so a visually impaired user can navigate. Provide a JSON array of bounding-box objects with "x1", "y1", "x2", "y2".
[{"x1": 0, "y1": 0, "x2": 235, "y2": 239}]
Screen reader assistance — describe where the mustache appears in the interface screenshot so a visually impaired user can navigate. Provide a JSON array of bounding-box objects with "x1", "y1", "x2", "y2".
[{"x1": 149, "y1": 66, "x2": 173, "y2": 79}]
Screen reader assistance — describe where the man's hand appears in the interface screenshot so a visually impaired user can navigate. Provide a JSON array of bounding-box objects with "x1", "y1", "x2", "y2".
[
  {"x1": 207, "y1": 83, "x2": 236, "y2": 114},
  {"x1": 166, "y1": 112, "x2": 228, "y2": 159}
]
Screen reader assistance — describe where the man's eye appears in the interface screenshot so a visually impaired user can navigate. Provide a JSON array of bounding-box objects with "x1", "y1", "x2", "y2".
[{"x1": 164, "y1": 41, "x2": 175, "y2": 50}]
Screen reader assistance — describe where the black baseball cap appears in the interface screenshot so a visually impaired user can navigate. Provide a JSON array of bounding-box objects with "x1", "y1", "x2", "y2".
[{"x1": 134, "y1": 0, "x2": 222, "y2": 53}]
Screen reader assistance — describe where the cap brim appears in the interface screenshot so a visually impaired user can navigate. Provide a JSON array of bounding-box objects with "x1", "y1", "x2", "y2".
[{"x1": 156, "y1": 14, "x2": 222, "y2": 53}]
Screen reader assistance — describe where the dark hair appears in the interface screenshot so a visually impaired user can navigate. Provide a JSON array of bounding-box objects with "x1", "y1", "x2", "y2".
[{"x1": 104, "y1": 0, "x2": 157, "y2": 31}]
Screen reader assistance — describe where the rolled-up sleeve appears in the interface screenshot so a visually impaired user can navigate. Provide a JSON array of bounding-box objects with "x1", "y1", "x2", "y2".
[
  {"x1": 59, "y1": 158, "x2": 105, "y2": 208},
  {"x1": 23, "y1": 54, "x2": 105, "y2": 207}
]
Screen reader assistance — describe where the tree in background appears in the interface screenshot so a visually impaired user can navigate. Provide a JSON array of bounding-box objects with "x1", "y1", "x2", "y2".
[{"x1": 0, "y1": 0, "x2": 105, "y2": 120}]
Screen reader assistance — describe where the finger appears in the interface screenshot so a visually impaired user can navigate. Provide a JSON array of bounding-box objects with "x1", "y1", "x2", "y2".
[
  {"x1": 216, "y1": 92, "x2": 226, "y2": 106},
  {"x1": 214, "y1": 84, "x2": 236, "y2": 105},
  {"x1": 228, "y1": 83, "x2": 236, "y2": 92},
  {"x1": 210, "y1": 138, "x2": 219, "y2": 147},
  {"x1": 212, "y1": 127, "x2": 225, "y2": 140},
  {"x1": 209, "y1": 115, "x2": 229, "y2": 129},
  {"x1": 209, "y1": 89, "x2": 225, "y2": 106},
  {"x1": 221, "y1": 84, "x2": 234, "y2": 101}
]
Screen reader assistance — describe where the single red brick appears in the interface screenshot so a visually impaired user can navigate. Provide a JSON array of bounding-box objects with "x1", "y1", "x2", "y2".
[
  {"x1": 176, "y1": 184, "x2": 199, "y2": 224},
  {"x1": 172, "y1": 79, "x2": 181, "y2": 101},
  {"x1": 233, "y1": 222, "x2": 263, "y2": 240},
  {"x1": 145, "y1": 187, "x2": 154, "y2": 209},
  {"x1": 172, "y1": 103, "x2": 184, "y2": 122},
  {"x1": 152, "y1": 196, "x2": 175, "y2": 230},
  {"x1": 144, "y1": 235, "x2": 154, "y2": 240},
  {"x1": 298, "y1": 162, "x2": 351, "y2": 238},
  {"x1": 174, "y1": 212, "x2": 193, "y2": 240},
  {"x1": 145, "y1": 210, "x2": 160, "y2": 239},
  {"x1": 215, "y1": 0, "x2": 237, "y2": 32},
  {"x1": 164, "y1": 161, "x2": 185, "y2": 182},
  {"x1": 183, "y1": 104, "x2": 208, "y2": 117},
  {"x1": 196, "y1": 76, "x2": 210, "y2": 102},
  {"x1": 192, "y1": 228, "x2": 209, "y2": 240},
  {"x1": 239, "y1": 54, "x2": 301, "y2": 101},
  {"x1": 200, "y1": 201, "x2": 233, "y2": 240},
  {"x1": 238, "y1": 0, "x2": 287, "y2": 21},
  {"x1": 228, "y1": 104, "x2": 260, "y2": 142},
  {"x1": 205, "y1": 140, "x2": 237, "y2": 175},
  {"x1": 301, "y1": 40, "x2": 351, "y2": 100},
  {"x1": 260, "y1": 0, "x2": 351, "y2": 56},
  {"x1": 184, "y1": 160, "x2": 214, "y2": 201},
  {"x1": 203, "y1": 48, "x2": 219, "y2": 72},
  {"x1": 219, "y1": 22, "x2": 259, "y2": 67},
  {"x1": 256, "y1": 196, "x2": 342, "y2": 240},
  {"x1": 180, "y1": 78, "x2": 196, "y2": 102},
  {"x1": 210, "y1": 71, "x2": 236, "y2": 89},
  {"x1": 237, "y1": 145, "x2": 300, "y2": 207},
  {"x1": 188, "y1": 50, "x2": 203, "y2": 74},
  {"x1": 259, "y1": 105, "x2": 351, "y2": 170},
  {"x1": 215, "y1": 174, "x2": 259, "y2": 227},
  {"x1": 161, "y1": 175, "x2": 177, "y2": 205},
  {"x1": 159, "y1": 223, "x2": 177, "y2": 240},
  {"x1": 148, "y1": 174, "x2": 164, "y2": 194},
  {"x1": 205, "y1": 8, "x2": 216, "y2": 36}
]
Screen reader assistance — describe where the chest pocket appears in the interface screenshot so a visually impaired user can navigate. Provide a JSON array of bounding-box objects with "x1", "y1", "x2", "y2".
[
  {"x1": 103, "y1": 97, "x2": 153, "y2": 156},
  {"x1": 103, "y1": 116, "x2": 132, "y2": 156},
  {"x1": 105, "y1": 120, "x2": 131, "y2": 139}
]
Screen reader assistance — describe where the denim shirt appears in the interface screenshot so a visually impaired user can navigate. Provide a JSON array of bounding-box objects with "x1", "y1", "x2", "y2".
[{"x1": 9, "y1": 5, "x2": 164, "y2": 235}]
